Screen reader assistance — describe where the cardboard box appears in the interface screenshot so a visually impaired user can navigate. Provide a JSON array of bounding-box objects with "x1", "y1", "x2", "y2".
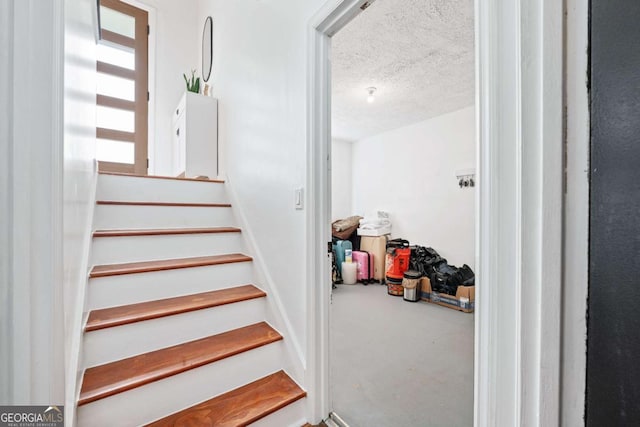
[{"x1": 420, "y1": 277, "x2": 475, "y2": 313}]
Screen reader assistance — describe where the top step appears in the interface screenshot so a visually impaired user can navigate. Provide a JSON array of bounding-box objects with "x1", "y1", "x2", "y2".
[
  {"x1": 97, "y1": 172, "x2": 228, "y2": 205},
  {"x1": 99, "y1": 171, "x2": 224, "y2": 183}
]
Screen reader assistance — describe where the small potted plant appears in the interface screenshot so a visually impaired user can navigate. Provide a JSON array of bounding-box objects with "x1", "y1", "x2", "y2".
[{"x1": 183, "y1": 70, "x2": 200, "y2": 94}]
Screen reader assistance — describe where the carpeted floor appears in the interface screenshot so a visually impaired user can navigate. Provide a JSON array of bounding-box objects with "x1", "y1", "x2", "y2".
[{"x1": 330, "y1": 283, "x2": 474, "y2": 427}]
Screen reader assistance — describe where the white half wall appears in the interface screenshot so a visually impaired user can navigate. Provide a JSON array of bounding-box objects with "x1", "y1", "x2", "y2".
[
  {"x1": 331, "y1": 138, "x2": 353, "y2": 221},
  {"x1": 351, "y1": 106, "x2": 475, "y2": 269},
  {"x1": 63, "y1": 0, "x2": 98, "y2": 420}
]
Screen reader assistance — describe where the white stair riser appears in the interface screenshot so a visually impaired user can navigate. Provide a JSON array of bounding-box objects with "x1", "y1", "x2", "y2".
[
  {"x1": 88, "y1": 262, "x2": 254, "y2": 309},
  {"x1": 97, "y1": 174, "x2": 228, "y2": 204},
  {"x1": 77, "y1": 342, "x2": 285, "y2": 427},
  {"x1": 247, "y1": 397, "x2": 306, "y2": 427},
  {"x1": 84, "y1": 297, "x2": 266, "y2": 368},
  {"x1": 91, "y1": 232, "x2": 245, "y2": 265},
  {"x1": 94, "y1": 204, "x2": 236, "y2": 230}
]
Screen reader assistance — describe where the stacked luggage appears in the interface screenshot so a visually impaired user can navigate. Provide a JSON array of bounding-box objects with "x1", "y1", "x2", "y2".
[
  {"x1": 332, "y1": 239, "x2": 378, "y2": 285},
  {"x1": 360, "y1": 235, "x2": 388, "y2": 283},
  {"x1": 332, "y1": 234, "x2": 389, "y2": 285}
]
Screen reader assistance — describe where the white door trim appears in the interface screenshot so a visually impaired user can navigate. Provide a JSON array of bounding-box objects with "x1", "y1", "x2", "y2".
[
  {"x1": 306, "y1": 0, "x2": 564, "y2": 425},
  {"x1": 561, "y1": 0, "x2": 590, "y2": 424},
  {"x1": 474, "y1": 0, "x2": 564, "y2": 425},
  {"x1": 121, "y1": 0, "x2": 157, "y2": 174},
  {"x1": 305, "y1": 1, "x2": 369, "y2": 422}
]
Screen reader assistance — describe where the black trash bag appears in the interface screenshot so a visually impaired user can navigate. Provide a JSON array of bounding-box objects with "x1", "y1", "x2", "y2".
[
  {"x1": 458, "y1": 264, "x2": 475, "y2": 286},
  {"x1": 409, "y1": 246, "x2": 445, "y2": 277},
  {"x1": 430, "y1": 261, "x2": 462, "y2": 295}
]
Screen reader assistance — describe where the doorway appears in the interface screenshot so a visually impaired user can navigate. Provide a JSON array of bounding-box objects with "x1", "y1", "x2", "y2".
[
  {"x1": 96, "y1": 0, "x2": 148, "y2": 174},
  {"x1": 327, "y1": 1, "x2": 476, "y2": 425},
  {"x1": 306, "y1": 0, "x2": 565, "y2": 425}
]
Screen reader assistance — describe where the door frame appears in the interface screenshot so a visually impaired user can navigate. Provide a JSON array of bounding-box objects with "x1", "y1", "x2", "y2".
[
  {"x1": 306, "y1": 0, "x2": 564, "y2": 425},
  {"x1": 118, "y1": 0, "x2": 157, "y2": 174},
  {"x1": 97, "y1": 0, "x2": 148, "y2": 175}
]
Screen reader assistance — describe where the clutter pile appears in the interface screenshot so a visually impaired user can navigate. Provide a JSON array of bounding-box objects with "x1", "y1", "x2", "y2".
[
  {"x1": 407, "y1": 243, "x2": 476, "y2": 312},
  {"x1": 331, "y1": 213, "x2": 389, "y2": 285},
  {"x1": 330, "y1": 214, "x2": 476, "y2": 312}
]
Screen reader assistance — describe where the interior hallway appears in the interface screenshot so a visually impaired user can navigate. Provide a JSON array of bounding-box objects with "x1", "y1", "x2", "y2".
[{"x1": 330, "y1": 284, "x2": 474, "y2": 427}]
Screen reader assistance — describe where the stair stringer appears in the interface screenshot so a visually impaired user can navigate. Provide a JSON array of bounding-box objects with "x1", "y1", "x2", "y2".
[
  {"x1": 65, "y1": 164, "x2": 98, "y2": 427},
  {"x1": 223, "y1": 177, "x2": 305, "y2": 388}
]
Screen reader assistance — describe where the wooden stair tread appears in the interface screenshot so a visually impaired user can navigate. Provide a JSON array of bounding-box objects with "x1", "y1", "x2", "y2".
[
  {"x1": 90, "y1": 253, "x2": 252, "y2": 278},
  {"x1": 93, "y1": 227, "x2": 241, "y2": 237},
  {"x1": 99, "y1": 171, "x2": 225, "y2": 183},
  {"x1": 79, "y1": 322, "x2": 282, "y2": 406},
  {"x1": 96, "y1": 200, "x2": 231, "y2": 207},
  {"x1": 86, "y1": 285, "x2": 266, "y2": 332},
  {"x1": 146, "y1": 371, "x2": 306, "y2": 427}
]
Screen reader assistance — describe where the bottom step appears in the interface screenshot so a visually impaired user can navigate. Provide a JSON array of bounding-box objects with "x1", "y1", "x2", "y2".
[{"x1": 146, "y1": 370, "x2": 306, "y2": 427}]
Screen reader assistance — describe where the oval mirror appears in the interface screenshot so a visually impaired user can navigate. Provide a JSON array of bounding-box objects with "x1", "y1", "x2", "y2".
[{"x1": 202, "y1": 16, "x2": 213, "y2": 82}]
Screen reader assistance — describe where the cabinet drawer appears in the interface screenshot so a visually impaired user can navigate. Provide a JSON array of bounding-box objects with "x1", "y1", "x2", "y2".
[{"x1": 174, "y1": 94, "x2": 186, "y2": 119}]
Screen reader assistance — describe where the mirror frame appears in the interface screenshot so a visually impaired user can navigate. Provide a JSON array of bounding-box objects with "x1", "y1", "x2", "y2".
[{"x1": 202, "y1": 16, "x2": 213, "y2": 83}]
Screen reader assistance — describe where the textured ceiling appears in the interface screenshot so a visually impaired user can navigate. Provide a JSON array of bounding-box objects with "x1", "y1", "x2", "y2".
[{"x1": 331, "y1": 0, "x2": 475, "y2": 141}]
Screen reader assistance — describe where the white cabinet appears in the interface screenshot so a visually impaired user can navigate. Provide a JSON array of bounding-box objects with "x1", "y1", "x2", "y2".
[{"x1": 172, "y1": 92, "x2": 218, "y2": 178}]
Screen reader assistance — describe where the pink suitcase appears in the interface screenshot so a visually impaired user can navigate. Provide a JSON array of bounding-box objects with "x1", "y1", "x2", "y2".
[{"x1": 352, "y1": 251, "x2": 374, "y2": 284}]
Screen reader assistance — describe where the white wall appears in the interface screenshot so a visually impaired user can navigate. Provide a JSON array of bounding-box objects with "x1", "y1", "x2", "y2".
[
  {"x1": 351, "y1": 107, "x2": 475, "y2": 269},
  {"x1": 1, "y1": 0, "x2": 67, "y2": 406},
  {"x1": 63, "y1": 0, "x2": 98, "y2": 420},
  {"x1": 197, "y1": 0, "x2": 326, "y2": 368},
  {"x1": 128, "y1": 0, "x2": 202, "y2": 175},
  {"x1": 331, "y1": 138, "x2": 353, "y2": 221}
]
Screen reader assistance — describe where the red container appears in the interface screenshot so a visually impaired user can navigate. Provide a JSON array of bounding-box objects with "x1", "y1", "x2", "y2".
[
  {"x1": 387, "y1": 277, "x2": 404, "y2": 296},
  {"x1": 385, "y1": 247, "x2": 411, "y2": 281}
]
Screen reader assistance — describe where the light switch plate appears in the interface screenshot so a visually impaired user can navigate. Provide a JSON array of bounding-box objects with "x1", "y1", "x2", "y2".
[{"x1": 295, "y1": 187, "x2": 304, "y2": 210}]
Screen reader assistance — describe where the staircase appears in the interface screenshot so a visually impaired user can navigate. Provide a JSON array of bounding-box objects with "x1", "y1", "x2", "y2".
[{"x1": 77, "y1": 172, "x2": 306, "y2": 426}]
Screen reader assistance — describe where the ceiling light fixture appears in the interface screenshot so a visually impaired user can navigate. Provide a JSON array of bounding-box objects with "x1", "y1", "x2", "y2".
[{"x1": 366, "y1": 87, "x2": 377, "y2": 103}]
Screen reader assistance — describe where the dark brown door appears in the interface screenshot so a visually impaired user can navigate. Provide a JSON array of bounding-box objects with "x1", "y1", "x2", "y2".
[{"x1": 96, "y1": 0, "x2": 148, "y2": 174}]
